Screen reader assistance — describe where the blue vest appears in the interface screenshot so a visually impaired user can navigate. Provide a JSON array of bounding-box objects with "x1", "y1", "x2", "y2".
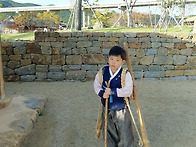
[{"x1": 101, "y1": 66, "x2": 125, "y2": 111}]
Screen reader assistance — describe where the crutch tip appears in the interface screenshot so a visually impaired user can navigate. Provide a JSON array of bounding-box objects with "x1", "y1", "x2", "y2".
[{"x1": 139, "y1": 139, "x2": 144, "y2": 146}]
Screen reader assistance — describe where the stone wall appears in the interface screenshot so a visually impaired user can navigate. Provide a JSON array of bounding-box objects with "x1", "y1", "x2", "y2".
[{"x1": 1, "y1": 32, "x2": 196, "y2": 82}]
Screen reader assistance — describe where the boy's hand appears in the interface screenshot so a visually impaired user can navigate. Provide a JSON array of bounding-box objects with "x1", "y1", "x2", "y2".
[{"x1": 103, "y1": 88, "x2": 111, "y2": 99}]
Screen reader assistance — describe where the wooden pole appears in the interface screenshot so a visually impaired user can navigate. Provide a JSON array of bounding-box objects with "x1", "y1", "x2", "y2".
[
  {"x1": 0, "y1": 34, "x2": 5, "y2": 100},
  {"x1": 104, "y1": 80, "x2": 110, "y2": 147},
  {"x1": 95, "y1": 115, "x2": 102, "y2": 138},
  {"x1": 75, "y1": 0, "x2": 82, "y2": 31},
  {"x1": 123, "y1": 42, "x2": 149, "y2": 147},
  {"x1": 104, "y1": 98, "x2": 108, "y2": 147}
]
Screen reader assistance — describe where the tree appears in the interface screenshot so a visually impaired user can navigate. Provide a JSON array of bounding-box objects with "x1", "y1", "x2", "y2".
[
  {"x1": 106, "y1": 0, "x2": 138, "y2": 28},
  {"x1": 37, "y1": 11, "x2": 61, "y2": 28},
  {"x1": 0, "y1": 2, "x2": 4, "y2": 21},
  {"x1": 92, "y1": 9, "x2": 114, "y2": 27},
  {"x1": 131, "y1": 12, "x2": 149, "y2": 27},
  {"x1": 14, "y1": 11, "x2": 37, "y2": 30}
]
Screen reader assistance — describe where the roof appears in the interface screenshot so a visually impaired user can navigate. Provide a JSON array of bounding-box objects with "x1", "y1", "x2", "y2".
[{"x1": 184, "y1": 16, "x2": 196, "y2": 22}]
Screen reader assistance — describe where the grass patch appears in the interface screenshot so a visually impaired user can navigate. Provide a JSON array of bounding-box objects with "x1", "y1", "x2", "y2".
[
  {"x1": 83, "y1": 25, "x2": 193, "y2": 32},
  {"x1": 1, "y1": 32, "x2": 34, "y2": 40},
  {"x1": 1, "y1": 25, "x2": 193, "y2": 40}
]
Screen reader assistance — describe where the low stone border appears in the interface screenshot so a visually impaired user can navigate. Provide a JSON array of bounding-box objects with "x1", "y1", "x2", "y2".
[{"x1": 0, "y1": 94, "x2": 46, "y2": 147}]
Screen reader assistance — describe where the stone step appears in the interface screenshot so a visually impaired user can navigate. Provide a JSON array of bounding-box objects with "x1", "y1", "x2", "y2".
[{"x1": 0, "y1": 94, "x2": 46, "y2": 147}]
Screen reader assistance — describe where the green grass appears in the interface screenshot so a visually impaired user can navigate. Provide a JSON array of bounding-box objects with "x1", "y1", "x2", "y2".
[
  {"x1": 1, "y1": 32, "x2": 34, "y2": 40},
  {"x1": 1, "y1": 25, "x2": 194, "y2": 40},
  {"x1": 83, "y1": 25, "x2": 193, "y2": 33}
]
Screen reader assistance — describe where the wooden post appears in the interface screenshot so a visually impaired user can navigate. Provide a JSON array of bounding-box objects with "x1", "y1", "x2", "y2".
[
  {"x1": 123, "y1": 42, "x2": 149, "y2": 147},
  {"x1": 0, "y1": 34, "x2": 12, "y2": 109},
  {"x1": 104, "y1": 80, "x2": 110, "y2": 147},
  {"x1": 75, "y1": 0, "x2": 82, "y2": 31},
  {"x1": 0, "y1": 34, "x2": 5, "y2": 100}
]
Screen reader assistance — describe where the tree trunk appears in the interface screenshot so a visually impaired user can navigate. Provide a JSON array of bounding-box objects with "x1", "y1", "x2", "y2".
[{"x1": 75, "y1": 0, "x2": 82, "y2": 31}]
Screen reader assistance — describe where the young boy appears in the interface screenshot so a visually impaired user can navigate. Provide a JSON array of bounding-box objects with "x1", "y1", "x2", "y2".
[{"x1": 94, "y1": 46, "x2": 134, "y2": 147}]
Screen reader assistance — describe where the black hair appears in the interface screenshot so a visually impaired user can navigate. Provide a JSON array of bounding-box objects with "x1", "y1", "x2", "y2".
[{"x1": 109, "y1": 46, "x2": 126, "y2": 60}]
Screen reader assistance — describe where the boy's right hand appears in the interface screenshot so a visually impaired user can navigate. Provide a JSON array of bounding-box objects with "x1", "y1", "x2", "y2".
[{"x1": 103, "y1": 88, "x2": 111, "y2": 99}]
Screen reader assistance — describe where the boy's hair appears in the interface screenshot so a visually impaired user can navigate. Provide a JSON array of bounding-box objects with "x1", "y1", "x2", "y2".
[{"x1": 109, "y1": 46, "x2": 126, "y2": 60}]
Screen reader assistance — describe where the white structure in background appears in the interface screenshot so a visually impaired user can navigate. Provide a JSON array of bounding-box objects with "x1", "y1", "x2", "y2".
[
  {"x1": 0, "y1": 0, "x2": 166, "y2": 30},
  {"x1": 0, "y1": 0, "x2": 196, "y2": 31}
]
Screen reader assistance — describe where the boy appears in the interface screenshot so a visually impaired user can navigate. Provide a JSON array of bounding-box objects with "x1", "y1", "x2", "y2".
[{"x1": 94, "y1": 46, "x2": 134, "y2": 147}]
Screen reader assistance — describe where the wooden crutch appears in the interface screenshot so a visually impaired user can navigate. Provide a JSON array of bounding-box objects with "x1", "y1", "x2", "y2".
[
  {"x1": 123, "y1": 42, "x2": 150, "y2": 147},
  {"x1": 95, "y1": 99, "x2": 102, "y2": 138},
  {"x1": 104, "y1": 80, "x2": 111, "y2": 147}
]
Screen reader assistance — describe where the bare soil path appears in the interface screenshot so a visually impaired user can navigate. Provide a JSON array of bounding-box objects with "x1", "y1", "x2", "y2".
[{"x1": 5, "y1": 80, "x2": 196, "y2": 147}]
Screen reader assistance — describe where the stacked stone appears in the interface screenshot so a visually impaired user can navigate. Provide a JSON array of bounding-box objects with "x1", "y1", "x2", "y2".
[
  {"x1": 1, "y1": 32, "x2": 196, "y2": 82},
  {"x1": 127, "y1": 32, "x2": 196, "y2": 80},
  {"x1": 1, "y1": 32, "x2": 108, "y2": 81},
  {"x1": 2, "y1": 41, "x2": 36, "y2": 82}
]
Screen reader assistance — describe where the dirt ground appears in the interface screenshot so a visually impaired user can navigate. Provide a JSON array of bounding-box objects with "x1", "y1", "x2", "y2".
[{"x1": 5, "y1": 80, "x2": 196, "y2": 147}]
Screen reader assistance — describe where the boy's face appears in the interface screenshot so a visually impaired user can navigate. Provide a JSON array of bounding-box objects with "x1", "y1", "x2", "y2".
[{"x1": 108, "y1": 55, "x2": 125, "y2": 73}]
